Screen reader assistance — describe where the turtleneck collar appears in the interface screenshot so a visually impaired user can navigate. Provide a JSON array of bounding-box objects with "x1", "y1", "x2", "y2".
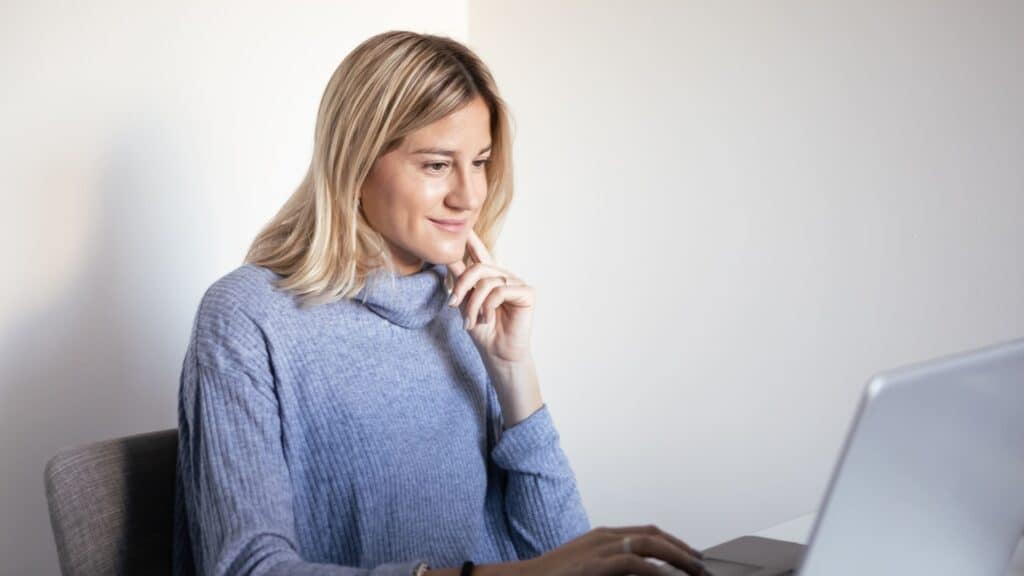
[{"x1": 354, "y1": 260, "x2": 452, "y2": 329}]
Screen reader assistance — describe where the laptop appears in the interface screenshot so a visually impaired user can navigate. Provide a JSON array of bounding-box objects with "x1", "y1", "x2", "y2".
[{"x1": 700, "y1": 337, "x2": 1024, "y2": 576}]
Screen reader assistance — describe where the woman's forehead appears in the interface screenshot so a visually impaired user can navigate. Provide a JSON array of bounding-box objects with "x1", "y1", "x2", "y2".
[{"x1": 403, "y1": 100, "x2": 491, "y2": 153}]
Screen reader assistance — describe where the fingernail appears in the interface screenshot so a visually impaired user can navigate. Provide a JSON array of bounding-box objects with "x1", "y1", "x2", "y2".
[
  {"x1": 448, "y1": 294, "x2": 458, "y2": 306},
  {"x1": 464, "y1": 316, "x2": 471, "y2": 330},
  {"x1": 654, "y1": 564, "x2": 679, "y2": 576}
]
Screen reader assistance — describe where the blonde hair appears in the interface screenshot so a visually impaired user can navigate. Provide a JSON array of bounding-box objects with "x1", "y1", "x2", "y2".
[{"x1": 245, "y1": 30, "x2": 514, "y2": 308}]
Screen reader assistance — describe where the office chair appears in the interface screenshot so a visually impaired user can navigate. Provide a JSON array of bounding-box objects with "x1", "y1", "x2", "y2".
[{"x1": 44, "y1": 428, "x2": 178, "y2": 576}]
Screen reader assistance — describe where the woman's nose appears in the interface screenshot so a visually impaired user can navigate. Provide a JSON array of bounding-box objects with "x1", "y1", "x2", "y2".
[{"x1": 446, "y1": 165, "x2": 484, "y2": 210}]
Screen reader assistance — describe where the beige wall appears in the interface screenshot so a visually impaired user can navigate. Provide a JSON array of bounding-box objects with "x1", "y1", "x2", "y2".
[
  {"x1": 469, "y1": 0, "x2": 1024, "y2": 548},
  {"x1": 0, "y1": 3, "x2": 466, "y2": 573}
]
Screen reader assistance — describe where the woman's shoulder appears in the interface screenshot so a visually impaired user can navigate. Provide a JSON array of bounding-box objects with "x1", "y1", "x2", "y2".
[
  {"x1": 178, "y1": 265, "x2": 282, "y2": 388},
  {"x1": 203, "y1": 263, "x2": 286, "y2": 308},
  {"x1": 193, "y1": 264, "x2": 293, "y2": 336},
  {"x1": 193, "y1": 262, "x2": 370, "y2": 350},
  {"x1": 188, "y1": 264, "x2": 291, "y2": 376},
  {"x1": 208, "y1": 261, "x2": 306, "y2": 310}
]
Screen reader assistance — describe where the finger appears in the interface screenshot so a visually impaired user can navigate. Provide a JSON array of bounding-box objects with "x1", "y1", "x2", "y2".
[
  {"x1": 466, "y1": 228, "x2": 495, "y2": 265},
  {"x1": 446, "y1": 257, "x2": 467, "y2": 280},
  {"x1": 596, "y1": 554, "x2": 683, "y2": 576},
  {"x1": 597, "y1": 536, "x2": 706, "y2": 576},
  {"x1": 464, "y1": 276, "x2": 505, "y2": 330},
  {"x1": 601, "y1": 525, "x2": 704, "y2": 560},
  {"x1": 448, "y1": 262, "x2": 505, "y2": 308},
  {"x1": 481, "y1": 284, "x2": 533, "y2": 325}
]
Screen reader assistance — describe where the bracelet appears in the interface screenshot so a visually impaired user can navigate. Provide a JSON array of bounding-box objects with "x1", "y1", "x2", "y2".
[{"x1": 460, "y1": 561, "x2": 475, "y2": 576}]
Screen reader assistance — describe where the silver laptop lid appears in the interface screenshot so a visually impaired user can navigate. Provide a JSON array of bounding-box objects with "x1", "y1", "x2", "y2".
[{"x1": 799, "y1": 337, "x2": 1024, "y2": 575}]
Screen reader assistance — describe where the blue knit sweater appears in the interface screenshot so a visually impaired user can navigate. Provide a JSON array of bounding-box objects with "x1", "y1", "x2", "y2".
[{"x1": 172, "y1": 260, "x2": 590, "y2": 575}]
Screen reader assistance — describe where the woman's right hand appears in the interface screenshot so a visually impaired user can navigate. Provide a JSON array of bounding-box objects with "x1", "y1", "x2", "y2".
[{"x1": 513, "y1": 525, "x2": 709, "y2": 576}]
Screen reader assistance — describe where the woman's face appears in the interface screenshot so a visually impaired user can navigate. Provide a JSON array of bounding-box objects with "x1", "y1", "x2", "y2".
[{"x1": 360, "y1": 96, "x2": 491, "y2": 276}]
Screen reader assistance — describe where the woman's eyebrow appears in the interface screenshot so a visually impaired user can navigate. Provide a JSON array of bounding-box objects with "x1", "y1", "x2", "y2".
[{"x1": 410, "y1": 144, "x2": 492, "y2": 157}]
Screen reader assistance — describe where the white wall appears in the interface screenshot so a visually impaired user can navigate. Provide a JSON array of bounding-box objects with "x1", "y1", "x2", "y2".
[
  {"x1": 469, "y1": 0, "x2": 1024, "y2": 549},
  {"x1": 3, "y1": 1, "x2": 1023, "y2": 574},
  {"x1": 0, "y1": 2, "x2": 466, "y2": 574}
]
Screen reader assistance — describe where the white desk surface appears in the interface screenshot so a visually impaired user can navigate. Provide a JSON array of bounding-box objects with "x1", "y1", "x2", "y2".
[{"x1": 752, "y1": 511, "x2": 1024, "y2": 575}]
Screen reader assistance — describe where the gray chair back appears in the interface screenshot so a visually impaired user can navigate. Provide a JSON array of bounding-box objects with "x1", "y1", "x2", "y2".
[{"x1": 44, "y1": 428, "x2": 178, "y2": 576}]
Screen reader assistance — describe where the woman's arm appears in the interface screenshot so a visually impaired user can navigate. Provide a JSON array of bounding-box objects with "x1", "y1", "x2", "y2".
[
  {"x1": 178, "y1": 295, "x2": 429, "y2": 576},
  {"x1": 180, "y1": 362, "x2": 428, "y2": 576},
  {"x1": 485, "y1": 359, "x2": 591, "y2": 560},
  {"x1": 445, "y1": 230, "x2": 591, "y2": 559},
  {"x1": 485, "y1": 356, "x2": 544, "y2": 429}
]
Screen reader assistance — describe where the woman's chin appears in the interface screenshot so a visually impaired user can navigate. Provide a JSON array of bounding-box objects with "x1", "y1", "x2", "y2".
[{"x1": 419, "y1": 246, "x2": 466, "y2": 266}]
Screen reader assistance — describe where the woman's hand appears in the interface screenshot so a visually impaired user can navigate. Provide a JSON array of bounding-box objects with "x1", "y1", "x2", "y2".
[
  {"x1": 521, "y1": 525, "x2": 708, "y2": 576},
  {"x1": 446, "y1": 228, "x2": 534, "y2": 365},
  {"x1": 446, "y1": 228, "x2": 543, "y2": 428},
  {"x1": 495, "y1": 525, "x2": 707, "y2": 576},
  {"x1": 427, "y1": 525, "x2": 708, "y2": 576}
]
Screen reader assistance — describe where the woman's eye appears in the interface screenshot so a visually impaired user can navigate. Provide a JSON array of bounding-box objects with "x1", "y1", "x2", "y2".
[{"x1": 423, "y1": 158, "x2": 490, "y2": 173}]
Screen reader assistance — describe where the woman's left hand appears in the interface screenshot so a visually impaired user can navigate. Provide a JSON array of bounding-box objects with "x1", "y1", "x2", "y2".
[{"x1": 446, "y1": 228, "x2": 535, "y2": 366}]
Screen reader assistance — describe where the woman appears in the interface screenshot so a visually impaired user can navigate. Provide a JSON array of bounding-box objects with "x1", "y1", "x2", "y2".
[{"x1": 172, "y1": 30, "x2": 708, "y2": 576}]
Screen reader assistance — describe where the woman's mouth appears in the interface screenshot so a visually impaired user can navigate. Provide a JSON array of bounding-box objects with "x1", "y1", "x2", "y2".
[{"x1": 428, "y1": 218, "x2": 467, "y2": 232}]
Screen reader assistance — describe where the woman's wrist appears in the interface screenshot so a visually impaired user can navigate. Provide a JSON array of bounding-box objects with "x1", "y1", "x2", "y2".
[
  {"x1": 487, "y1": 357, "x2": 544, "y2": 429},
  {"x1": 424, "y1": 560, "x2": 524, "y2": 576}
]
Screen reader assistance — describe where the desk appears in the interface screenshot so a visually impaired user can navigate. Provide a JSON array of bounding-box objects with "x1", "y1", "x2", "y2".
[{"x1": 752, "y1": 512, "x2": 1024, "y2": 575}]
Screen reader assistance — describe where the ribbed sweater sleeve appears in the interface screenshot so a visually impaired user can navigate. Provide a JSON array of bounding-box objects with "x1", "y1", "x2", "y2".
[
  {"x1": 488, "y1": 387, "x2": 591, "y2": 559},
  {"x1": 177, "y1": 299, "x2": 426, "y2": 576}
]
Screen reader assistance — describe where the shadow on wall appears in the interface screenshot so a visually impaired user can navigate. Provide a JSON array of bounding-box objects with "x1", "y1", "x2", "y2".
[{"x1": 0, "y1": 126, "x2": 212, "y2": 575}]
